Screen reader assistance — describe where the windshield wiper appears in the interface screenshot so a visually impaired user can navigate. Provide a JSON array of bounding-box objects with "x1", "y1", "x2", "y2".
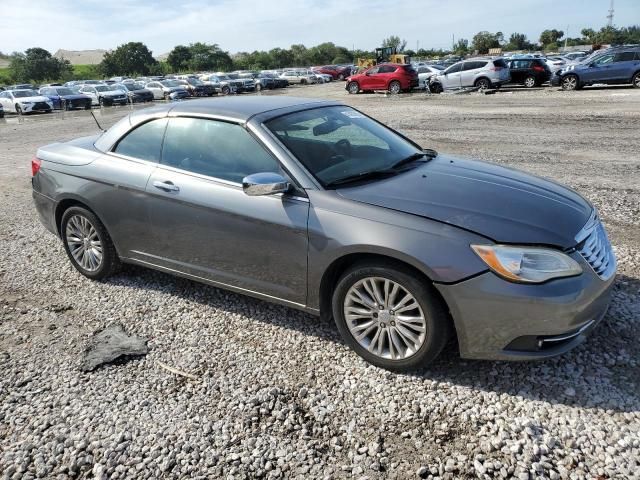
[
  {"x1": 324, "y1": 169, "x2": 398, "y2": 188},
  {"x1": 390, "y1": 149, "x2": 437, "y2": 170}
]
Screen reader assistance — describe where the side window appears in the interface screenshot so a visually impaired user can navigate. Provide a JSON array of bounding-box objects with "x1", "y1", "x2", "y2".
[
  {"x1": 444, "y1": 63, "x2": 462, "y2": 74},
  {"x1": 367, "y1": 67, "x2": 380, "y2": 74},
  {"x1": 461, "y1": 62, "x2": 475, "y2": 71},
  {"x1": 613, "y1": 52, "x2": 635, "y2": 62},
  {"x1": 593, "y1": 54, "x2": 614, "y2": 66},
  {"x1": 161, "y1": 118, "x2": 281, "y2": 183},
  {"x1": 113, "y1": 118, "x2": 168, "y2": 162},
  {"x1": 378, "y1": 65, "x2": 396, "y2": 73}
]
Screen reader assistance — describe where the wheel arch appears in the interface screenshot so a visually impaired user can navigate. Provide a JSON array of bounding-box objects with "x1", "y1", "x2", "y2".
[
  {"x1": 318, "y1": 252, "x2": 455, "y2": 334},
  {"x1": 474, "y1": 76, "x2": 491, "y2": 87}
]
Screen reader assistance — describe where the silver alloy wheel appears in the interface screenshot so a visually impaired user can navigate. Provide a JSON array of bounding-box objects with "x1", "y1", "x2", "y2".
[
  {"x1": 634, "y1": 74, "x2": 640, "y2": 88},
  {"x1": 65, "y1": 215, "x2": 103, "y2": 272},
  {"x1": 562, "y1": 76, "x2": 577, "y2": 90},
  {"x1": 389, "y1": 81, "x2": 401, "y2": 94},
  {"x1": 348, "y1": 82, "x2": 359, "y2": 94},
  {"x1": 524, "y1": 76, "x2": 536, "y2": 88},
  {"x1": 476, "y1": 79, "x2": 490, "y2": 90},
  {"x1": 344, "y1": 277, "x2": 427, "y2": 360}
]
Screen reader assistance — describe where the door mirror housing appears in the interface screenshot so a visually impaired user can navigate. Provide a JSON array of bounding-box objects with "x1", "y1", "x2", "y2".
[{"x1": 242, "y1": 172, "x2": 290, "y2": 196}]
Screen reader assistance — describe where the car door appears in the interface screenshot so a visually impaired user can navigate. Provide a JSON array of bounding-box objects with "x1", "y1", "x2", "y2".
[
  {"x1": 376, "y1": 65, "x2": 397, "y2": 89},
  {"x1": 144, "y1": 116, "x2": 309, "y2": 304},
  {"x1": 441, "y1": 63, "x2": 463, "y2": 89},
  {"x1": 508, "y1": 60, "x2": 525, "y2": 84},
  {"x1": 362, "y1": 66, "x2": 383, "y2": 89},
  {"x1": 609, "y1": 51, "x2": 639, "y2": 83},
  {"x1": 459, "y1": 61, "x2": 480, "y2": 87},
  {"x1": 582, "y1": 53, "x2": 615, "y2": 83},
  {"x1": 146, "y1": 82, "x2": 161, "y2": 99}
]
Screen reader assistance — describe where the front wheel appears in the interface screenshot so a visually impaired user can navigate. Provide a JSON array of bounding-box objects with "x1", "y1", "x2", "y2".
[
  {"x1": 61, "y1": 206, "x2": 120, "y2": 280},
  {"x1": 524, "y1": 75, "x2": 536, "y2": 88},
  {"x1": 561, "y1": 74, "x2": 579, "y2": 91},
  {"x1": 221, "y1": 86, "x2": 230, "y2": 95},
  {"x1": 347, "y1": 81, "x2": 359, "y2": 94},
  {"x1": 632, "y1": 72, "x2": 640, "y2": 88},
  {"x1": 388, "y1": 80, "x2": 401, "y2": 94},
  {"x1": 429, "y1": 82, "x2": 443, "y2": 93},
  {"x1": 255, "y1": 83, "x2": 262, "y2": 92},
  {"x1": 332, "y1": 262, "x2": 451, "y2": 371}
]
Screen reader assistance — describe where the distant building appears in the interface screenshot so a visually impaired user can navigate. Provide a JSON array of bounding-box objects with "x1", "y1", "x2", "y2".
[{"x1": 488, "y1": 48, "x2": 503, "y2": 55}]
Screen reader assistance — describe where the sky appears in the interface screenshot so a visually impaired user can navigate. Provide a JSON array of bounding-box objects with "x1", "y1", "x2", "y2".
[{"x1": 1, "y1": 0, "x2": 638, "y2": 56}]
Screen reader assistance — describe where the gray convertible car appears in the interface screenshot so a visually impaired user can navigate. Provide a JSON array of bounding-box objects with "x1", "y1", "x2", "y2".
[{"x1": 32, "y1": 97, "x2": 616, "y2": 370}]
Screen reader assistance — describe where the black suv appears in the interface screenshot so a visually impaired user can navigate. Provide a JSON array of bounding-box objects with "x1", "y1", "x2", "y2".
[{"x1": 506, "y1": 58, "x2": 551, "y2": 87}]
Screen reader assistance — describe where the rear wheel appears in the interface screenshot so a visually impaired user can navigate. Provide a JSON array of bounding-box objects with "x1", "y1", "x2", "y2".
[
  {"x1": 474, "y1": 78, "x2": 491, "y2": 90},
  {"x1": 347, "y1": 81, "x2": 359, "y2": 94},
  {"x1": 524, "y1": 75, "x2": 536, "y2": 88},
  {"x1": 255, "y1": 83, "x2": 262, "y2": 92},
  {"x1": 561, "y1": 74, "x2": 579, "y2": 91},
  {"x1": 332, "y1": 262, "x2": 451, "y2": 371},
  {"x1": 632, "y1": 72, "x2": 640, "y2": 88},
  {"x1": 61, "y1": 206, "x2": 120, "y2": 280},
  {"x1": 221, "y1": 86, "x2": 230, "y2": 95},
  {"x1": 388, "y1": 80, "x2": 402, "y2": 94}
]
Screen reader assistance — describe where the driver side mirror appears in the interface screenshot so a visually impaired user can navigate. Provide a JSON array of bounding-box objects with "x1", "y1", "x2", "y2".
[{"x1": 242, "y1": 172, "x2": 290, "y2": 196}]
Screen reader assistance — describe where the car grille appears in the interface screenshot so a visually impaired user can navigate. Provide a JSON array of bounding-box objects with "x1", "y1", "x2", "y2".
[
  {"x1": 34, "y1": 102, "x2": 51, "y2": 110},
  {"x1": 575, "y1": 214, "x2": 616, "y2": 280}
]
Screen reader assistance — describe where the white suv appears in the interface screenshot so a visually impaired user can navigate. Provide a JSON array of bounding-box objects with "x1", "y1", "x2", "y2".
[{"x1": 430, "y1": 58, "x2": 511, "y2": 92}]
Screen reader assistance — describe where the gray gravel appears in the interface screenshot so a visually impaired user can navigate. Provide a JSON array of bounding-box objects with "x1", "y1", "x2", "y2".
[{"x1": 1, "y1": 84, "x2": 639, "y2": 479}]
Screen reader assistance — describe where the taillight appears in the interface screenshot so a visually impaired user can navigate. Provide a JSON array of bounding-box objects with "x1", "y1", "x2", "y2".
[
  {"x1": 490, "y1": 66, "x2": 503, "y2": 71},
  {"x1": 31, "y1": 157, "x2": 41, "y2": 176},
  {"x1": 532, "y1": 64, "x2": 545, "y2": 72}
]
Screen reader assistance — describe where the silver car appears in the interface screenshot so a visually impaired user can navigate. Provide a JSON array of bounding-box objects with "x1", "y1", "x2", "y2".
[
  {"x1": 430, "y1": 58, "x2": 511, "y2": 92},
  {"x1": 31, "y1": 97, "x2": 615, "y2": 370}
]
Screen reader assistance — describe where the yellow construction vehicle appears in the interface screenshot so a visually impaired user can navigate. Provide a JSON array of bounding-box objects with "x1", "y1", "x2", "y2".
[{"x1": 356, "y1": 46, "x2": 411, "y2": 71}]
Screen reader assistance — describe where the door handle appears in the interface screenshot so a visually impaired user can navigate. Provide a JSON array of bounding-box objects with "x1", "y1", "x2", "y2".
[{"x1": 153, "y1": 180, "x2": 180, "y2": 192}]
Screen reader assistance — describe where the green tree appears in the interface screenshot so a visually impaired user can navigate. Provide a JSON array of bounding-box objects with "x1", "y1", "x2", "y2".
[
  {"x1": 539, "y1": 29, "x2": 564, "y2": 47},
  {"x1": 167, "y1": 45, "x2": 192, "y2": 72},
  {"x1": 453, "y1": 38, "x2": 469, "y2": 55},
  {"x1": 504, "y1": 33, "x2": 533, "y2": 51},
  {"x1": 581, "y1": 28, "x2": 597, "y2": 43},
  {"x1": 9, "y1": 47, "x2": 71, "y2": 83},
  {"x1": 187, "y1": 42, "x2": 232, "y2": 71},
  {"x1": 100, "y1": 42, "x2": 157, "y2": 76},
  {"x1": 382, "y1": 35, "x2": 407, "y2": 52},
  {"x1": 471, "y1": 31, "x2": 500, "y2": 54}
]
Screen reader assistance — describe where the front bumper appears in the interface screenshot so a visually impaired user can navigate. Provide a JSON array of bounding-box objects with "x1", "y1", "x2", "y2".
[
  {"x1": 21, "y1": 102, "x2": 52, "y2": 113},
  {"x1": 435, "y1": 253, "x2": 615, "y2": 360}
]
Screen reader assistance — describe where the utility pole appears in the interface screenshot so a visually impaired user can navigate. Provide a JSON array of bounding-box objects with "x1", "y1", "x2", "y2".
[
  {"x1": 452, "y1": 34, "x2": 455, "y2": 51},
  {"x1": 607, "y1": 0, "x2": 614, "y2": 27}
]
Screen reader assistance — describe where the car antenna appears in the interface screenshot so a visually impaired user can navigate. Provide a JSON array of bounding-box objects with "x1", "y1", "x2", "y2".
[{"x1": 90, "y1": 110, "x2": 106, "y2": 132}]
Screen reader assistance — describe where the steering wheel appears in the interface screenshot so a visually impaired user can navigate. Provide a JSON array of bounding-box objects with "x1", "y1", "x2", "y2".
[{"x1": 334, "y1": 138, "x2": 352, "y2": 157}]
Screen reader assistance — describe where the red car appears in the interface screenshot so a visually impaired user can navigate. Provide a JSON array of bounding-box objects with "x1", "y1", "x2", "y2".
[
  {"x1": 346, "y1": 64, "x2": 418, "y2": 94},
  {"x1": 313, "y1": 65, "x2": 351, "y2": 80}
]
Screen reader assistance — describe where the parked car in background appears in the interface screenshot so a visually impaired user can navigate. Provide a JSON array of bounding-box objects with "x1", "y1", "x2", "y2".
[
  {"x1": 240, "y1": 73, "x2": 274, "y2": 91},
  {"x1": 145, "y1": 80, "x2": 191, "y2": 100},
  {"x1": 429, "y1": 58, "x2": 510, "y2": 92},
  {"x1": 113, "y1": 83, "x2": 155, "y2": 103},
  {"x1": 223, "y1": 73, "x2": 256, "y2": 92},
  {"x1": 280, "y1": 71, "x2": 317, "y2": 85},
  {"x1": 78, "y1": 84, "x2": 128, "y2": 106},
  {"x1": 39, "y1": 86, "x2": 92, "y2": 110},
  {"x1": 199, "y1": 74, "x2": 237, "y2": 95},
  {"x1": 7, "y1": 84, "x2": 37, "y2": 90},
  {"x1": 0, "y1": 89, "x2": 53, "y2": 114},
  {"x1": 313, "y1": 65, "x2": 351, "y2": 80},
  {"x1": 174, "y1": 78, "x2": 214, "y2": 97},
  {"x1": 545, "y1": 56, "x2": 568, "y2": 74},
  {"x1": 416, "y1": 65, "x2": 444, "y2": 89},
  {"x1": 506, "y1": 58, "x2": 551, "y2": 87},
  {"x1": 552, "y1": 47, "x2": 640, "y2": 90},
  {"x1": 32, "y1": 96, "x2": 616, "y2": 370},
  {"x1": 259, "y1": 73, "x2": 289, "y2": 89},
  {"x1": 563, "y1": 52, "x2": 588, "y2": 62},
  {"x1": 346, "y1": 63, "x2": 419, "y2": 94}
]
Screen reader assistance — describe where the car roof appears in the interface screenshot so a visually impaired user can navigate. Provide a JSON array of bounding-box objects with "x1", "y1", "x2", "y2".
[{"x1": 159, "y1": 96, "x2": 337, "y2": 122}]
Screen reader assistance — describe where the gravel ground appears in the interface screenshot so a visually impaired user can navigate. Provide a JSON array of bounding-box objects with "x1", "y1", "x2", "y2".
[{"x1": 1, "y1": 83, "x2": 639, "y2": 480}]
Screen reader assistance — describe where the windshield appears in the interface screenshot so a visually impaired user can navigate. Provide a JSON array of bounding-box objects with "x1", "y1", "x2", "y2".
[
  {"x1": 187, "y1": 78, "x2": 203, "y2": 86},
  {"x1": 161, "y1": 80, "x2": 181, "y2": 87},
  {"x1": 109, "y1": 85, "x2": 126, "y2": 91},
  {"x1": 126, "y1": 83, "x2": 144, "y2": 90},
  {"x1": 226, "y1": 74, "x2": 239, "y2": 79},
  {"x1": 94, "y1": 86, "x2": 109, "y2": 92},
  {"x1": 13, "y1": 90, "x2": 38, "y2": 98},
  {"x1": 54, "y1": 88, "x2": 75, "y2": 95},
  {"x1": 266, "y1": 106, "x2": 425, "y2": 187},
  {"x1": 217, "y1": 75, "x2": 231, "y2": 81}
]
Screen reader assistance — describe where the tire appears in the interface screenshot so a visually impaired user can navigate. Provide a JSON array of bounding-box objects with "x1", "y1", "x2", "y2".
[
  {"x1": 524, "y1": 75, "x2": 536, "y2": 88},
  {"x1": 388, "y1": 80, "x2": 401, "y2": 94},
  {"x1": 99, "y1": 97, "x2": 105, "y2": 107},
  {"x1": 255, "y1": 83, "x2": 262, "y2": 92},
  {"x1": 474, "y1": 78, "x2": 491, "y2": 90},
  {"x1": 561, "y1": 74, "x2": 579, "y2": 91},
  {"x1": 347, "y1": 81, "x2": 359, "y2": 94},
  {"x1": 15, "y1": 104, "x2": 22, "y2": 115},
  {"x1": 300, "y1": 79, "x2": 306, "y2": 85},
  {"x1": 61, "y1": 206, "x2": 120, "y2": 280},
  {"x1": 430, "y1": 82, "x2": 443, "y2": 94},
  {"x1": 338, "y1": 74, "x2": 344, "y2": 80},
  {"x1": 84, "y1": 104, "x2": 92, "y2": 110},
  {"x1": 222, "y1": 86, "x2": 230, "y2": 95},
  {"x1": 632, "y1": 72, "x2": 640, "y2": 88},
  {"x1": 332, "y1": 262, "x2": 451, "y2": 371}
]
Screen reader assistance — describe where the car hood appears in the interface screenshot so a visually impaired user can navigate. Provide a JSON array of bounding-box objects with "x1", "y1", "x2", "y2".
[
  {"x1": 336, "y1": 155, "x2": 592, "y2": 249},
  {"x1": 101, "y1": 91, "x2": 126, "y2": 97},
  {"x1": 58, "y1": 94, "x2": 91, "y2": 100},
  {"x1": 16, "y1": 95, "x2": 51, "y2": 103}
]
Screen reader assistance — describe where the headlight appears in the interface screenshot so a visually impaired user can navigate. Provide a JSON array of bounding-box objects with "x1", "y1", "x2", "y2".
[
  {"x1": 21, "y1": 101, "x2": 34, "y2": 105},
  {"x1": 471, "y1": 245, "x2": 582, "y2": 283}
]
